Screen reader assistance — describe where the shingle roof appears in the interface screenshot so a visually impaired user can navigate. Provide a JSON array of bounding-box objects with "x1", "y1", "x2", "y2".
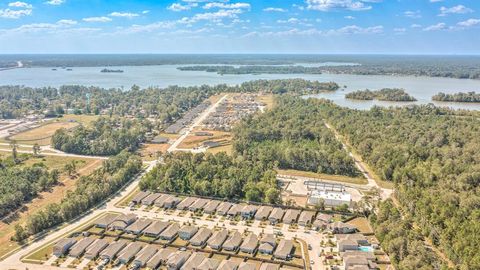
[
  {"x1": 255, "y1": 206, "x2": 273, "y2": 220},
  {"x1": 99, "y1": 240, "x2": 127, "y2": 260},
  {"x1": 69, "y1": 237, "x2": 95, "y2": 257},
  {"x1": 143, "y1": 220, "x2": 170, "y2": 236},
  {"x1": 204, "y1": 200, "x2": 221, "y2": 213},
  {"x1": 198, "y1": 258, "x2": 221, "y2": 270},
  {"x1": 240, "y1": 233, "x2": 258, "y2": 252},
  {"x1": 125, "y1": 218, "x2": 152, "y2": 234},
  {"x1": 223, "y1": 231, "x2": 243, "y2": 250},
  {"x1": 182, "y1": 253, "x2": 207, "y2": 270},
  {"x1": 273, "y1": 239, "x2": 293, "y2": 259},
  {"x1": 190, "y1": 227, "x2": 212, "y2": 246},
  {"x1": 269, "y1": 208, "x2": 284, "y2": 221},
  {"x1": 207, "y1": 229, "x2": 229, "y2": 249}
]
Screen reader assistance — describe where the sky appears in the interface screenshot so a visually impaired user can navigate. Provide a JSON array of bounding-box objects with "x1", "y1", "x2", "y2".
[{"x1": 0, "y1": 0, "x2": 479, "y2": 54}]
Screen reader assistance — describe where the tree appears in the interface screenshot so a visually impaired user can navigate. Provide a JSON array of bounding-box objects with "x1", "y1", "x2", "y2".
[
  {"x1": 13, "y1": 224, "x2": 28, "y2": 242},
  {"x1": 32, "y1": 143, "x2": 41, "y2": 157},
  {"x1": 10, "y1": 140, "x2": 18, "y2": 164}
]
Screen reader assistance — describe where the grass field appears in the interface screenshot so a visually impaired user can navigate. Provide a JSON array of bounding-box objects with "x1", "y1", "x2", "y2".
[
  {"x1": 139, "y1": 143, "x2": 170, "y2": 161},
  {"x1": 257, "y1": 94, "x2": 275, "y2": 110},
  {"x1": 58, "y1": 114, "x2": 99, "y2": 126},
  {"x1": 179, "y1": 130, "x2": 232, "y2": 149},
  {"x1": 0, "y1": 156, "x2": 103, "y2": 259},
  {"x1": 347, "y1": 217, "x2": 374, "y2": 234},
  {"x1": 276, "y1": 169, "x2": 368, "y2": 185},
  {"x1": 206, "y1": 144, "x2": 233, "y2": 155},
  {"x1": 9, "y1": 122, "x2": 78, "y2": 145}
]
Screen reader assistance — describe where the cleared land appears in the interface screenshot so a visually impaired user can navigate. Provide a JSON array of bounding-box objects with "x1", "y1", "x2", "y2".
[
  {"x1": 277, "y1": 169, "x2": 368, "y2": 185},
  {"x1": 178, "y1": 130, "x2": 232, "y2": 149},
  {"x1": 0, "y1": 155, "x2": 103, "y2": 258},
  {"x1": 138, "y1": 143, "x2": 170, "y2": 161},
  {"x1": 9, "y1": 122, "x2": 78, "y2": 145}
]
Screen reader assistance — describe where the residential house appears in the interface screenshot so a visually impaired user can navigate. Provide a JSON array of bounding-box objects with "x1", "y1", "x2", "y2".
[
  {"x1": 142, "y1": 193, "x2": 162, "y2": 206},
  {"x1": 160, "y1": 223, "x2": 181, "y2": 241},
  {"x1": 207, "y1": 229, "x2": 229, "y2": 250},
  {"x1": 132, "y1": 191, "x2": 150, "y2": 204},
  {"x1": 198, "y1": 258, "x2": 220, "y2": 270},
  {"x1": 298, "y1": 211, "x2": 315, "y2": 226},
  {"x1": 223, "y1": 231, "x2": 243, "y2": 251},
  {"x1": 239, "y1": 233, "x2": 258, "y2": 254},
  {"x1": 177, "y1": 197, "x2": 197, "y2": 210},
  {"x1": 255, "y1": 206, "x2": 273, "y2": 221},
  {"x1": 166, "y1": 251, "x2": 191, "y2": 270},
  {"x1": 69, "y1": 237, "x2": 95, "y2": 258},
  {"x1": 189, "y1": 198, "x2": 209, "y2": 212},
  {"x1": 329, "y1": 222, "x2": 357, "y2": 234},
  {"x1": 94, "y1": 213, "x2": 118, "y2": 229},
  {"x1": 204, "y1": 200, "x2": 221, "y2": 214},
  {"x1": 182, "y1": 252, "x2": 206, "y2": 270},
  {"x1": 108, "y1": 213, "x2": 137, "y2": 231},
  {"x1": 240, "y1": 205, "x2": 258, "y2": 219},
  {"x1": 124, "y1": 218, "x2": 152, "y2": 235},
  {"x1": 216, "y1": 202, "x2": 233, "y2": 216},
  {"x1": 52, "y1": 238, "x2": 76, "y2": 256},
  {"x1": 218, "y1": 260, "x2": 240, "y2": 270},
  {"x1": 84, "y1": 239, "x2": 109, "y2": 259},
  {"x1": 143, "y1": 220, "x2": 170, "y2": 237},
  {"x1": 179, "y1": 225, "x2": 199, "y2": 240},
  {"x1": 189, "y1": 227, "x2": 212, "y2": 247},
  {"x1": 99, "y1": 240, "x2": 127, "y2": 261},
  {"x1": 268, "y1": 208, "x2": 284, "y2": 224},
  {"x1": 273, "y1": 239, "x2": 293, "y2": 260},
  {"x1": 117, "y1": 242, "x2": 144, "y2": 264},
  {"x1": 132, "y1": 246, "x2": 158, "y2": 267},
  {"x1": 283, "y1": 209, "x2": 300, "y2": 224}
]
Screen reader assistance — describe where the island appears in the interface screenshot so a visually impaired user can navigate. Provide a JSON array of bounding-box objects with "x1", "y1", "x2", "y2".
[
  {"x1": 432, "y1": 91, "x2": 480, "y2": 103},
  {"x1": 177, "y1": 65, "x2": 323, "y2": 75},
  {"x1": 100, "y1": 68, "x2": 124, "y2": 73},
  {"x1": 345, "y1": 88, "x2": 417, "y2": 101}
]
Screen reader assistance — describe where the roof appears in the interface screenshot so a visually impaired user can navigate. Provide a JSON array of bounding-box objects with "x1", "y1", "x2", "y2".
[
  {"x1": 189, "y1": 198, "x2": 209, "y2": 211},
  {"x1": 255, "y1": 206, "x2": 273, "y2": 220},
  {"x1": 167, "y1": 251, "x2": 191, "y2": 267},
  {"x1": 241, "y1": 205, "x2": 258, "y2": 215},
  {"x1": 69, "y1": 237, "x2": 95, "y2": 257},
  {"x1": 273, "y1": 239, "x2": 293, "y2": 258},
  {"x1": 182, "y1": 253, "x2": 207, "y2": 270},
  {"x1": 336, "y1": 234, "x2": 367, "y2": 243},
  {"x1": 207, "y1": 229, "x2": 229, "y2": 248},
  {"x1": 84, "y1": 239, "x2": 109, "y2": 258},
  {"x1": 330, "y1": 221, "x2": 357, "y2": 231},
  {"x1": 151, "y1": 136, "x2": 169, "y2": 144},
  {"x1": 217, "y1": 202, "x2": 233, "y2": 214},
  {"x1": 260, "y1": 234, "x2": 276, "y2": 246},
  {"x1": 163, "y1": 195, "x2": 181, "y2": 207},
  {"x1": 94, "y1": 213, "x2": 118, "y2": 227},
  {"x1": 269, "y1": 208, "x2": 285, "y2": 221},
  {"x1": 309, "y1": 189, "x2": 351, "y2": 203},
  {"x1": 316, "y1": 213, "x2": 333, "y2": 222},
  {"x1": 203, "y1": 141, "x2": 221, "y2": 148},
  {"x1": 259, "y1": 263, "x2": 280, "y2": 270},
  {"x1": 125, "y1": 218, "x2": 152, "y2": 233},
  {"x1": 100, "y1": 240, "x2": 127, "y2": 259},
  {"x1": 179, "y1": 225, "x2": 199, "y2": 238},
  {"x1": 134, "y1": 246, "x2": 158, "y2": 264},
  {"x1": 198, "y1": 258, "x2": 221, "y2": 270},
  {"x1": 177, "y1": 197, "x2": 197, "y2": 209},
  {"x1": 283, "y1": 209, "x2": 301, "y2": 223},
  {"x1": 190, "y1": 227, "x2": 212, "y2": 245},
  {"x1": 110, "y1": 213, "x2": 137, "y2": 229},
  {"x1": 154, "y1": 194, "x2": 168, "y2": 207},
  {"x1": 344, "y1": 255, "x2": 369, "y2": 266},
  {"x1": 238, "y1": 262, "x2": 256, "y2": 270},
  {"x1": 117, "y1": 242, "x2": 144, "y2": 262},
  {"x1": 227, "y1": 204, "x2": 243, "y2": 216},
  {"x1": 258, "y1": 243, "x2": 274, "y2": 253},
  {"x1": 204, "y1": 200, "x2": 221, "y2": 213},
  {"x1": 298, "y1": 211, "x2": 315, "y2": 224},
  {"x1": 223, "y1": 231, "x2": 243, "y2": 250},
  {"x1": 160, "y1": 223, "x2": 180, "y2": 239},
  {"x1": 343, "y1": 251, "x2": 375, "y2": 261},
  {"x1": 132, "y1": 191, "x2": 150, "y2": 203},
  {"x1": 54, "y1": 238, "x2": 76, "y2": 250},
  {"x1": 143, "y1": 220, "x2": 170, "y2": 235},
  {"x1": 218, "y1": 260, "x2": 240, "y2": 270},
  {"x1": 147, "y1": 248, "x2": 174, "y2": 267},
  {"x1": 240, "y1": 233, "x2": 258, "y2": 251},
  {"x1": 142, "y1": 193, "x2": 162, "y2": 205}
]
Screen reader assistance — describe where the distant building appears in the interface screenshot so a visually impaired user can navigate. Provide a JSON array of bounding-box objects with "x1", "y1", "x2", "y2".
[
  {"x1": 53, "y1": 238, "x2": 76, "y2": 256},
  {"x1": 308, "y1": 189, "x2": 352, "y2": 208}
]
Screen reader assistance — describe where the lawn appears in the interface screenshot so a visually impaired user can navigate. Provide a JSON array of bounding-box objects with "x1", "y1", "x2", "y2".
[
  {"x1": 139, "y1": 143, "x2": 170, "y2": 161},
  {"x1": 276, "y1": 169, "x2": 368, "y2": 185},
  {"x1": 257, "y1": 94, "x2": 275, "y2": 110},
  {"x1": 206, "y1": 144, "x2": 233, "y2": 155},
  {"x1": 58, "y1": 114, "x2": 100, "y2": 126},
  {"x1": 9, "y1": 121, "x2": 78, "y2": 145},
  {"x1": 346, "y1": 217, "x2": 373, "y2": 234}
]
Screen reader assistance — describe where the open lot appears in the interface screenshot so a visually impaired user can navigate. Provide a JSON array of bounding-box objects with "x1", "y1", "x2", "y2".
[
  {"x1": 9, "y1": 121, "x2": 78, "y2": 145},
  {"x1": 277, "y1": 169, "x2": 368, "y2": 185}
]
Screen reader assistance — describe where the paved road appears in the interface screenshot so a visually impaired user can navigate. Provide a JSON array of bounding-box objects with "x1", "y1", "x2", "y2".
[{"x1": 168, "y1": 94, "x2": 228, "y2": 153}]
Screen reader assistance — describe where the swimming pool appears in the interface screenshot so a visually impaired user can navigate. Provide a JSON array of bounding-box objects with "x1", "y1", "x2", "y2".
[{"x1": 358, "y1": 246, "x2": 374, "y2": 252}]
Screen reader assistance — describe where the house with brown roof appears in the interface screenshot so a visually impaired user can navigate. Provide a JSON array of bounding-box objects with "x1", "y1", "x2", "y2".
[
  {"x1": 216, "y1": 202, "x2": 233, "y2": 216},
  {"x1": 132, "y1": 191, "x2": 150, "y2": 204},
  {"x1": 164, "y1": 196, "x2": 182, "y2": 209},
  {"x1": 69, "y1": 237, "x2": 95, "y2": 258},
  {"x1": 238, "y1": 262, "x2": 256, "y2": 270},
  {"x1": 182, "y1": 252, "x2": 206, "y2": 270},
  {"x1": 218, "y1": 260, "x2": 239, "y2": 270},
  {"x1": 283, "y1": 209, "x2": 300, "y2": 224},
  {"x1": 146, "y1": 248, "x2": 174, "y2": 269},
  {"x1": 166, "y1": 250, "x2": 191, "y2": 270},
  {"x1": 84, "y1": 239, "x2": 109, "y2": 259},
  {"x1": 329, "y1": 222, "x2": 357, "y2": 234},
  {"x1": 259, "y1": 263, "x2": 280, "y2": 270},
  {"x1": 336, "y1": 234, "x2": 369, "y2": 252},
  {"x1": 255, "y1": 206, "x2": 273, "y2": 221},
  {"x1": 143, "y1": 220, "x2": 170, "y2": 237},
  {"x1": 124, "y1": 218, "x2": 152, "y2": 235},
  {"x1": 189, "y1": 198, "x2": 209, "y2": 212},
  {"x1": 100, "y1": 240, "x2": 127, "y2": 261},
  {"x1": 227, "y1": 204, "x2": 243, "y2": 217},
  {"x1": 223, "y1": 231, "x2": 243, "y2": 251},
  {"x1": 207, "y1": 229, "x2": 229, "y2": 250},
  {"x1": 177, "y1": 197, "x2": 197, "y2": 210},
  {"x1": 198, "y1": 258, "x2": 221, "y2": 270},
  {"x1": 268, "y1": 208, "x2": 284, "y2": 224},
  {"x1": 258, "y1": 234, "x2": 276, "y2": 254},
  {"x1": 108, "y1": 213, "x2": 137, "y2": 231},
  {"x1": 160, "y1": 223, "x2": 180, "y2": 241},
  {"x1": 240, "y1": 205, "x2": 258, "y2": 219},
  {"x1": 298, "y1": 211, "x2": 315, "y2": 226},
  {"x1": 204, "y1": 200, "x2": 221, "y2": 214},
  {"x1": 240, "y1": 233, "x2": 258, "y2": 254},
  {"x1": 117, "y1": 242, "x2": 144, "y2": 264},
  {"x1": 133, "y1": 246, "x2": 158, "y2": 267},
  {"x1": 179, "y1": 225, "x2": 199, "y2": 240},
  {"x1": 53, "y1": 238, "x2": 76, "y2": 256},
  {"x1": 94, "y1": 213, "x2": 118, "y2": 228},
  {"x1": 141, "y1": 193, "x2": 162, "y2": 206},
  {"x1": 190, "y1": 227, "x2": 212, "y2": 247},
  {"x1": 273, "y1": 239, "x2": 293, "y2": 260}
]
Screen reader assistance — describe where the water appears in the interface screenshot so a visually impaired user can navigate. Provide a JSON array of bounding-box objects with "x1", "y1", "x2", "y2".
[
  {"x1": 358, "y1": 246, "x2": 374, "y2": 252},
  {"x1": 1, "y1": 65, "x2": 480, "y2": 110}
]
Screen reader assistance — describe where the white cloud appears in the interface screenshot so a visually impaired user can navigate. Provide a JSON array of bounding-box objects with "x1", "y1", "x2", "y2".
[
  {"x1": 109, "y1": 12, "x2": 139, "y2": 18},
  {"x1": 331, "y1": 24, "x2": 383, "y2": 34},
  {"x1": 404, "y1": 10, "x2": 421, "y2": 18},
  {"x1": 120, "y1": 21, "x2": 177, "y2": 33},
  {"x1": 203, "y1": 3, "x2": 250, "y2": 10},
  {"x1": 142, "y1": 10, "x2": 150, "y2": 14},
  {"x1": 430, "y1": 0, "x2": 443, "y2": 3},
  {"x1": 344, "y1": 15, "x2": 355, "y2": 19},
  {"x1": 168, "y1": 2, "x2": 198, "y2": 12},
  {"x1": 277, "y1": 18, "x2": 300, "y2": 24},
  {"x1": 243, "y1": 24, "x2": 383, "y2": 38},
  {"x1": 180, "y1": 8, "x2": 244, "y2": 24},
  {"x1": 83, "y1": 16, "x2": 112, "y2": 22},
  {"x1": 263, "y1": 7, "x2": 287, "y2": 12},
  {"x1": 439, "y1": 5, "x2": 473, "y2": 16},
  {"x1": 57, "y1": 19, "x2": 77, "y2": 25},
  {"x1": 394, "y1": 27, "x2": 406, "y2": 33},
  {"x1": 0, "y1": 8, "x2": 32, "y2": 19},
  {"x1": 44, "y1": 0, "x2": 65, "y2": 5},
  {"x1": 457, "y1": 18, "x2": 480, "y2": 28},
  {"x1": 423, "y1": 23, "x2": 447, "y2": 31},
  {"x1": 411, "y1": 24, "x2": 422, "y2": 28},
  {"x1": 305, "y1": 0, "x2": 378, "y2": 11},
  {"x1": 8, "y1": 1, "x2": 32, "y2": 9}
]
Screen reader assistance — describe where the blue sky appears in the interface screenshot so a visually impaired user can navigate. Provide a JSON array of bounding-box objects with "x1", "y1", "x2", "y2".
[{"x1": 0, "y1": 0, "x2": 479, "y2": 54}]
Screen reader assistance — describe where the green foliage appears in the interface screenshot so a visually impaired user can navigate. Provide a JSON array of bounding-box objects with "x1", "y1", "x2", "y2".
[
  {"x1": 51, "y1": 117, "x2": 149, "y2": 156},
  {"x1": 233, "y1": 97, "x2": 360, "y2": 177},
  {"x1": 139, "y1": 152, "x2": 280, "y2": 204},
  {"x1": 178, "y1": 65, "x2": 324, "y2": 75},
  {"x1": 345, "y1": 88, "x2": 417, "y2": 102},
  {"x1": 432, "y1": 92, "x2": 480, "y2": 103}
]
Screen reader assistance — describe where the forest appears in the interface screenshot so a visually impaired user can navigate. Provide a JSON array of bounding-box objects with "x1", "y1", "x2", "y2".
[
  {"x1": 177, "y1": 65, "x2": 324, "y2": 75},
  {"x1": 345, "y1": 88, "x2": 417, "y2": 102},
  {"x1": 233, "y1": 97, "x2": 360, "y2": 177},
  {"x1": 0, "y1": 155, "x2": 59, "y2": 218},
  {"x1": 0, "y1": 79, "x2": 337, "y2": 120},
  {"x1": 139, "y1": 152, "x2": 281, "y2": 204},
  {"x1": 13, "y1": 151, "x2": 142, "y2": 241},
  {"x1": 432, "y1": 91, "x2": 480, "y2": 103},
  {"x1": 51, "y1": 117, "x2": 150, "y2": 156},
  {"x1": 315, "y1": 100, "x2": 480, "y2": 269}
]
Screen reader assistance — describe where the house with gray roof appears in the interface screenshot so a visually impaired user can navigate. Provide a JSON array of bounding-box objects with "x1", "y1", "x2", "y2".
[
  {"x1": 166, "y1": 251, "x2": 191, "y2": 270},
  {"x1": 204, "y1": 200, "x2": 221, "y2": 214},
  {"x1": 142, "y1": 193, "x2": 162, "y2": 206},
  {"x1": 255, "y1": 206, "x2": 273, "y2": 221},
  {"x1": 181, "y1": 252, "x2": 206, "y2": 270},
  {"x1": 240, "y1": 205, "x2": 258, "y2": 219},
  {"x1": 164, "y1": 195, "x2": 182, "y2": 209},
  {"x1": 154, "y1": 194, "x2": 168, "y2": 208},
  {"x1": 53, "y1": 238, "x2": 76, "y2": 256},
  {"x1": 108, "y1": 213, "x2": 137, "y2": 231},
  {"x1": 273, "y1": 239, "x2": 293, "y2": 260},
  {"x1": 69, "y1": 237, "x2": 95, "y2": 258},
  {"x1": 84, "y1": 239, "x2": 109, "y2": 259},
  {"x1": 268, "y1": 208, "x2": 284, "y2": 224},
  {"x1": 218, "y1": 260, "x2": 239, "y2": 270},
  {"x1": 179, "y1": 225, "x2": 199, "y2": 240},
  {"x1": 190, "y1": 227, "x2": 212, "y2": 247},
  {"x1": 329, "y1": 222, "x2": 357, "y2": 234},
  {"x1": 160, "y1": 223, "x2": 181, "y2": 241},
  {"x1": 216, "y1": 202, "x2": 233, "y2": 216},
  {"x1": 223, "y1": 231, "x2": 243, "y2": 251},
  {"x1": 117, "y1": 242, "x2": 144, "y2": 264},
  {"x1": 99, "y1": 240, "x2": 127, "y2": 261},
  {"x1": 207, "y1": 229, "x2": 229, "y2": 250},
  {"x1": 227, "y1": 204, "x2": 243, "y2": 217},
  {"x1": 298, "y1": 211, "x2": 315, "y2": 226},
  {"x1": 258, "y1": 234, "x2": 276, "y2": 254},
  {"x1": 177, "y1": 197, "x2": 197, "y2": 210},
  {"x1": 125, "y1": 218, "x2": 152, "y2": 235},
  {"x1": 133, "y1": 246, "x2": 158, "y2": 267},
  {"x1": 132, "y1": 191, "x2": 150, "y2": 204},
  {"x1": 238, "y1": 262, "x2": 256, "y2": 270},
  {"x1": 239, "y1": 233, "x2": 258, "y2": 254},
  {"x1": 283, "y1": 209, "x2": 300, "y2": 224},
  {"x1": 198, "y1": 258, "x2": 220, "y2": 270},
  {"x1": 259, "y1": 263, "x2": 280, "y2": 270},
  {"x1": 189, "y1": 198, "x2": 209, "y2": 212},
  {"x1": 94, "y1": 213, "x2": 118, "y2": 228},
  {"x1": 336, "y1": 234, "x2": 369, "y2": 252},
  {"x1": 146, "y1": 248, "x2": 174, "y2": 269},
  {"x1": 143, "y1": 220, "x2": 170, "y2": 237}
]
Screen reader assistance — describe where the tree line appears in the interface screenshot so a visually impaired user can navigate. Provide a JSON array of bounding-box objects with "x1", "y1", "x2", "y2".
[
  {"x1": 432, "y1": 91, "x2": 480, "y2": 103},
  {"x1": 345, "y1": 88, "x2": 417, "y2": 102},
  {"x1": 13, "y1": 151, "x2": 142, "y2": 241},
  {"x1": 178, "y1": 65, "x2": 324, "y2": 75},
  {"x1": 139, "y1": 152, "x2": 281, "y2": 204}
]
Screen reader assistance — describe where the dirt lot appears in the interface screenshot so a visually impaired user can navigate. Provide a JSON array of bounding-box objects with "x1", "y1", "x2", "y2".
[
  {"x1": 179, "y1": 130, "x2": 232, "y2": 149},
  {"x1": 346, "y1": 217, "x2": 374, "y2": 234},
  {"x1": 139, "y1": 143, "x2": 170, "y2": 161},
  {"x1": 0, "y1": 157, "x2": 103, "y2": 258},
  {"x1": 9, "y1": 122, "x2": 78, "y2": 145},
  {"x1": 277, "y1": 169, "x2": 368, "y2": 185}
]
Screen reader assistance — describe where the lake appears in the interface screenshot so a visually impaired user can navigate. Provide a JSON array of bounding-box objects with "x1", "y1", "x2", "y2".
[{"x1": 1, "y1": 65, "x2": 480, "y2": 110}]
